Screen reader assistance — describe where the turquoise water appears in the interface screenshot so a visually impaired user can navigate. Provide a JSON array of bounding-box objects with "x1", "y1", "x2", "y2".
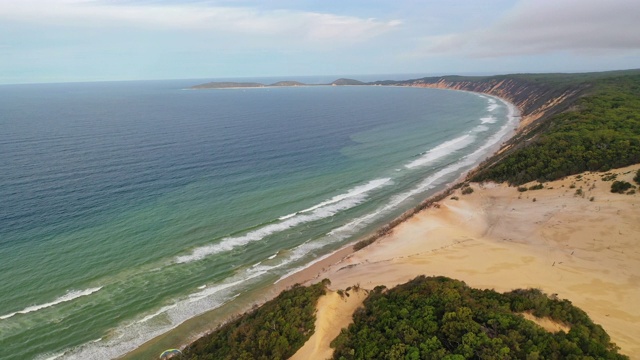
[{"x1": 0, "y1": 79, "x2": 517, "y2": 359}]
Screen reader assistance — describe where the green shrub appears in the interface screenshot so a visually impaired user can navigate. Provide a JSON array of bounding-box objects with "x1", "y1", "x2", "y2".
[
  {"x1": 611, "y1": 180, "x2": 633, "y2": 193},
  {"x1": 529, "y1": 183, "x2": 544, "y2": 190}
]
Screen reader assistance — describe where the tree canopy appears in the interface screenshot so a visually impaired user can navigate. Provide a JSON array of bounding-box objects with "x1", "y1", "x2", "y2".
[
  {"x1": 474, "y1": 74, "x2": 640, "y2": 185},
  {"x1": 182, "y1": 281, "x2": 327, "y2": 360},
  {"x1": 331, "y1": 276, "x2": 627, "y2": 360}
]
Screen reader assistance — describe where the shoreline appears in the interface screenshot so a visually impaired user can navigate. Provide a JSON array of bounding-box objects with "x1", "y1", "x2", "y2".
[
  {"x1": 122, "y1": 88, "x2": 524, "y2": 358},
  {"x1": 262, "y1": 91, "x2": 521, "y2": 300}
]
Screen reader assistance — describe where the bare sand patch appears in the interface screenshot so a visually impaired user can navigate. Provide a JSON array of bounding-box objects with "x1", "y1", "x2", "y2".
[
  {"x1": 290, "y1": 289, "x2": 367, "y2": 360},
  {"x1": 290, "y1": 165, "x2": 640, "y2": 359},
  {"x1": 521, "y1": 312, "x2": 571, "y2": 333}
]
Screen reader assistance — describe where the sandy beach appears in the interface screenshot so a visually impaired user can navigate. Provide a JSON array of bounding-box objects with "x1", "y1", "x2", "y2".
[{"x1": 287, "y1": 165, "x2": 640, "y2": 359}]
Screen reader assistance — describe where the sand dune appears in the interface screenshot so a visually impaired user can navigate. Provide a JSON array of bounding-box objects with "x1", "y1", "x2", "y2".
[
  {"x1": 290, "y1": 289, "x2": 368, "y2": 360},
  {"x1": 288, "y1": 165, "x2": 640, "y2": 359}
]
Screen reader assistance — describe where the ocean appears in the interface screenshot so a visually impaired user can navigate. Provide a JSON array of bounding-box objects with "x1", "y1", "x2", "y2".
[{"x1": 0, "y1": 78, "x2": 517, "y2": 359}]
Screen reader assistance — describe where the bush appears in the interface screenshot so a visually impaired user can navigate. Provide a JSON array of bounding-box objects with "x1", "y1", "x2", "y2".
[
  {"x1": 634, "y1": 169, "x2": 640, "y2": 185},
  {"x1": 462, "y1": 187, "x2": 474, "y2": 195},
  {"x1": 611, "y1": 180, "x2": 633, "y2": 194},
  {"x1": 517, "y1": 186, "x2": 528, "y2": 192},
  {"x1": 529, "y1": 183, "x2": 544, "y2": 190}
]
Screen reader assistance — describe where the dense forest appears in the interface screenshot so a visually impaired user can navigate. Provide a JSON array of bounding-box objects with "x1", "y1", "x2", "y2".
[
  {"x1": 331, "y1": 276, "x2": 627, "y2": 360},
  {"x1": 472, "y1": 72, "x2": 640, "y2": 184},
  {"x1": 182, "y1": 280, "x2": 327, "y2": 360}
]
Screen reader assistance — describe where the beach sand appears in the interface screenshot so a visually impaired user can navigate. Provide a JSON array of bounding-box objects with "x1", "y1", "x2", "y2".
[{"x1": 287, "y1": 165, "x2": 640, "y2": 359}]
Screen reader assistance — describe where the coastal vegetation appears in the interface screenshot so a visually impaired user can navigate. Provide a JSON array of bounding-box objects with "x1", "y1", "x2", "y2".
[
  {"x1": 180, "y1": 276, "x2": 627, "y2": 359},
  {"x1": 330, "y1": 276, "x2": 627, "y2": 360},
  {"x1": 182, "y1": 280, "x2": 328, "y2": 360},
  {"x1": 471, "y1": 72, "x2": 640, "y2": 184}
]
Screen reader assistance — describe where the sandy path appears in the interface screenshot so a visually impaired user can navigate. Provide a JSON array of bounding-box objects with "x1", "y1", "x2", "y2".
[
  {"x1": 289, "y1": 165, "x2": 640, "y2": 359},
  {"x1": 290, "y1": 289, "x2": 368, "y2": 360}
]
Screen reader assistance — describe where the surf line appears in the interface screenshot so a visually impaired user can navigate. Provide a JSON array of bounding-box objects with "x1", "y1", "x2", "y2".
[
  {"x1": 0, "y1": 287, "x2": 103, "y2": 320},
  {"x1": 174, "y1": 178, "x2": 392, "y2": 264}
]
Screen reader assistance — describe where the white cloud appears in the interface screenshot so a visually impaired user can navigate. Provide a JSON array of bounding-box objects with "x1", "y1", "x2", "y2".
[
  {"x1": 0, "y1": 0, "x2": 401, "y2": 44},
  {"x1": 408, "y1": 0, "x2": 640, "y2": 58}
]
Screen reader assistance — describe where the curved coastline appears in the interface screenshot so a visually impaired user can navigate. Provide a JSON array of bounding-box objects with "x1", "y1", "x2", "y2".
[{"x1": 121, "y1": 87, "x2": 524, "y2": 359}]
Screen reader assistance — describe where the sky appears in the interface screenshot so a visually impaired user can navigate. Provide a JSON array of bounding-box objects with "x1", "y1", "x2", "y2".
[{"x1": 1, "y1": 0, "x2": 639, "y2": 84}]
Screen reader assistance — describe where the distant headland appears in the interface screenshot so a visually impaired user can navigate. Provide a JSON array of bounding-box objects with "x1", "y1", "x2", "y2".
[{"x1": 189, "y1": 78, "x2": 365, "y2": 89}]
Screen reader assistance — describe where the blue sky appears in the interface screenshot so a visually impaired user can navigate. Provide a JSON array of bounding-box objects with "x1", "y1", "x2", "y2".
[{"x1": 1, "y1": 0, "x2": 639, "y2": 84}]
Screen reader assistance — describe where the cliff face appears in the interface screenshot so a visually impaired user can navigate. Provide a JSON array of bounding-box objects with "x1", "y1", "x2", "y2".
[{"x1": 402, "y1": 77, "x2": 589, "y2": 132}]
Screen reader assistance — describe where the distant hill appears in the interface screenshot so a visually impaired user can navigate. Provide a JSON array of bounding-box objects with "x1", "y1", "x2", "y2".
[
  {"x1": 330, "y1": 78, "x2": 365, "y2": 86},
  {"x1": 270, "y1": 81, "x2": 306, "y2": 86},
  {"x1": 190, "y1": 82, "x2": 266, "y2": 89}
]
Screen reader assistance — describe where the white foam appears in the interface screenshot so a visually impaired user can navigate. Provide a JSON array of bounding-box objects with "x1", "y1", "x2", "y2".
[
  {"x1": 267, "y1": 253, "x2": 277, "y2": 260},
  {"x1": 137, "y1": 304, "x2": 177, "y2": 323},
  {"x1": 472, "y1": 125, "x2": 490, "y2": 133},
  {"x1": 0, "y1": 287, "x2": 102, "y2": 320},
  {"x1": 405, "y1": 134, "x2": 475, "y2": 169},
  {"x1": 486, "y1": 98, "x2": 500, "y2": 112},
  {"x1": 60, "y1": 275, "x2": 252, "y2": 360},
  {"x1": 480, "y1": 116, "x2": 497, "y2": 124},
  {"x1": 277, "y1": 212, "x2": 297, "y2": 221},
  {"x1": 36, "y1": 352, "x2": 65, "y2": 360},
  {"x1": 298, "y1": 178, "x2": 392, "y2": 214},
  {"x1": 175, "y1": 178, "x2": 391, "y2": 264},
  {"x1": 186, "y1": 279, "x2": 246, "y2": 304}
]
